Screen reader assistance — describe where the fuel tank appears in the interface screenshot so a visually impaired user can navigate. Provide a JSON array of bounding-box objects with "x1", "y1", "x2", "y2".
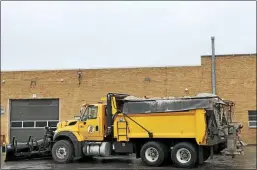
[{"x1": 82, "y1": 142, "x2": 111, "y2": 157}]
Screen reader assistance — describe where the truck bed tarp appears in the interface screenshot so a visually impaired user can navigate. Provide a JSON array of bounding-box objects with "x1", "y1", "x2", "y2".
[{"x1": 122, "y1": 98, "x2": 224, "y2": 114}]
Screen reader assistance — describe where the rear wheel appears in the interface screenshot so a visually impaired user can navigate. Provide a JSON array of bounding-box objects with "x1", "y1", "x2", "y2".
[
  {"x1": 171, "y1": 142, "x2": 197, "y2": 168},
  {"x1": 52, "y1": 140, "x2": 74, "y2": 163},
  {"x1": 140, "y1": 141, "x2": 168, "y2": 167}
]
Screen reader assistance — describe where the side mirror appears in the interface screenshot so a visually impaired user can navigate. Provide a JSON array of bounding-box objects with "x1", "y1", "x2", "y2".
[
  {"x1": 80, "y1": 108, "x2": 84, "y2": 115},
  {"x1": 74, "y1": 116, "x2": 81, "y2": 120}
]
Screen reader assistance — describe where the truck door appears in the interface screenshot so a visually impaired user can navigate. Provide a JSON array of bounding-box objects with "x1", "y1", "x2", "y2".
[{"x1": 84, "y1": 105, "x2": 102, "y2": 141}]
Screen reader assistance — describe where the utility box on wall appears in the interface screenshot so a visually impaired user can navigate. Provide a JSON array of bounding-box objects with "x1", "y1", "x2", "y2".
[{"x1": 1, "y1": 106, "x2": 5, "y2": 115}]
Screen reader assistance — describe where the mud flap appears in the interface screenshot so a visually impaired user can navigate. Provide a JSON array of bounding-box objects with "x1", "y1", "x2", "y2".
[
  {"x1": 210, "y1": 145, "x2": 214, "y2": 162},
  {"x1": 198, "y1": 146, "x2": 204, "y2": 164}
]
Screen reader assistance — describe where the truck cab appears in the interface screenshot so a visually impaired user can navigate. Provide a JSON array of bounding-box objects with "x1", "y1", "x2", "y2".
[
  {"x1": 77, "y1": 103, "x2": 107, "y2": 141},
  {"x1": 54, "y1": 103, "x2": 107, "y2": 142}
]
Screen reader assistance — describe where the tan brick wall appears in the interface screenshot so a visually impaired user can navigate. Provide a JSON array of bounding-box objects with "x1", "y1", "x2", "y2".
[{"x1": 1, "y1": 54, "x2": 256, "y2": 144}]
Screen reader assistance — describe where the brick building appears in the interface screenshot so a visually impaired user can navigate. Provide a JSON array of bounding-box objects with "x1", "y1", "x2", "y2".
[{"x1": 1, "y1": 53, "x2": 256, "y2": 144}]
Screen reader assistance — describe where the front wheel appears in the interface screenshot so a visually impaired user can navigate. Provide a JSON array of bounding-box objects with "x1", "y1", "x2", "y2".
[
  {"x1": 140, "y1": 141, "x2": 168, "y2": 167},
  {"x1": 52, "y1": 140, "x2": 74, "y2": 163}
]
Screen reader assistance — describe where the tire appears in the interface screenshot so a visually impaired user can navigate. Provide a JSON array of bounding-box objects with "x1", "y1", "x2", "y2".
[
  {"x1": 52, "y1": 140, "x2": 74, "y2": 163},
  {"x1": 171, "y1": 142, "x2": 197, "y2": 168},
  {"x1": 140, "y1": 141, "x2": 168, "y2": 167}
]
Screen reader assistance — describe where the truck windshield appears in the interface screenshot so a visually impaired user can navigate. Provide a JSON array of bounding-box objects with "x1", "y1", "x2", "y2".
[{"x1": 80, "y1": 105, "x2": 98, "y2": 121}]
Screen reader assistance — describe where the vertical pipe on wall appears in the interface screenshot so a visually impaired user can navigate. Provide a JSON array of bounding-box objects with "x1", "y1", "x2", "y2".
[{"x1": 211, "y1": 36, "x2": 216, "y2": 94}]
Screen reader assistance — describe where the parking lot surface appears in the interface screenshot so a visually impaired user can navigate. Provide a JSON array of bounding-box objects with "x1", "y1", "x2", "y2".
[{"x1": 1, "y1": 146, "x2": 256, "y2": 169}]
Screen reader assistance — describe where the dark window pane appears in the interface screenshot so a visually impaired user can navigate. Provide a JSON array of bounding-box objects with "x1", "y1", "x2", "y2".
[
  {"x1": 36, "y1": 121, "x2": 47, "y2": 127},
  {"x1": 23, "y1": 121, "x2": 34, "y2": 127},
  {"x1": 249, "y1": 115, "x2": 256, "y2": 121},
  {"x1": 11, "y1": 122, "x2": 22, "y2": 127},
  {"x1": 87, "y1": 106, "x2": 98, "y2": 119},
  {"x1": 248, "y1": 110, "x2": 257, "y2": 116},
  {"x1": 249, "y1": 121, "x2": 256, "y2": 127},
  {"x1": 48, "y1": 121, "x2": 58, "y2": 127}
]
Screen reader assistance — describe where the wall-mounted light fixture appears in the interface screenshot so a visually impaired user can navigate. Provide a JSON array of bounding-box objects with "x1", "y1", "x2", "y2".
[
  {"x1": 32, "y1": 94, "x2": 38, "y2": 98},
  {"x1": 30, "y1": 80, "x2": 37, "y2": 88},
  {"x1": 77, "y1": 70, "x2": 82, "y2": 85},
  {"x1": 1, "y1": 106, "x2": 5, "y2": 115},
  {"x1": 185, "y1": 88, "x2": 189, "y2": 95},
  {"x1": 144, "y1": 77, "x2": 151, "y2": 82}
]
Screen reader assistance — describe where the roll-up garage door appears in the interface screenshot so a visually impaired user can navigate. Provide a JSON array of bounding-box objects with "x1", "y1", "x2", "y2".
[{"x1": 10, "y1": 99, "x2": 59, "y2": 142}]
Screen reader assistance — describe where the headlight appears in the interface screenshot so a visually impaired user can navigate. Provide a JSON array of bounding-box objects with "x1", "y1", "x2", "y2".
[{"x1": 56, "y1": 122, "x2": 61, "y2": 128}]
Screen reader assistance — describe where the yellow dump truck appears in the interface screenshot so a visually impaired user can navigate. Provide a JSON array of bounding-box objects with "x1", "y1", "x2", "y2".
[{"x1": 5, "y1": 93, "x2": 246, "y2": 168}]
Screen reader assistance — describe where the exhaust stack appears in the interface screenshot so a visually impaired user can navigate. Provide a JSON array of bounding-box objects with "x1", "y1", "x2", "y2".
[{"x1": 211, "y1": 36, "x2": 216, "y2": 94}]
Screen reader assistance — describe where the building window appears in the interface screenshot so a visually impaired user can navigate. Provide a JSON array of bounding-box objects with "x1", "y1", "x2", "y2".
[
  {"x1": 248, "y1": 110, "x2": 256, "y2": 128},
  {"x1": 10, "y1": 120, "x2": 59, "y2": 128},
  {"x1": 36, "y1": 121, "x2": 47, "y2": 127},
  {"x1": 48, "y1": 121, "x2": 59, "y2": 127},
  {"x1": 11, "y1": 122, "x2": 22, "y2": 128},
  {"x1": 23, "y1": 121, "x2": 35, "y2": 128}
]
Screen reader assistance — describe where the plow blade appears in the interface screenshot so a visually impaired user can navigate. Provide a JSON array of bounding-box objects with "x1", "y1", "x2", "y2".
[{"x1": 4, "y1": 127, "x2": 55, "y2": 161}]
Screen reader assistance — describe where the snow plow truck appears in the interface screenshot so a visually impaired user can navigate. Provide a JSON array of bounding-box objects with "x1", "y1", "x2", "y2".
[{"x1": 4, "y1": 93, "x2": 246, "y2": 168}]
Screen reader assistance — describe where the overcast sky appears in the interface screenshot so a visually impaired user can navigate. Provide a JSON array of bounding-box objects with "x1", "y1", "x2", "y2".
[{"x1": 1, "y1": 1, "x2": 256, "y2": 71}]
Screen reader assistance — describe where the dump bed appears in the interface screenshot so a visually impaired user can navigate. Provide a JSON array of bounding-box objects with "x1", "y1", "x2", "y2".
[{"x1": 113, "y1": 94, "x2": 227, "y2": 145}]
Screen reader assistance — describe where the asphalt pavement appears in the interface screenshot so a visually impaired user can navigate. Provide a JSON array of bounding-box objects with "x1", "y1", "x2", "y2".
[{"x1": 1, "y1": 146, "x2": 256, "y2": 169}]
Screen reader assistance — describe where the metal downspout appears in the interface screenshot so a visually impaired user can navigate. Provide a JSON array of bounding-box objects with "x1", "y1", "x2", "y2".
[{"x1": 211, "y1": 36, "x2": 216, "y2": 94}]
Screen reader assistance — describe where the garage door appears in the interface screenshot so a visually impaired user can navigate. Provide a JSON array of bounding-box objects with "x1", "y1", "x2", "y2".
[{"x1": 10, "y1": 99, "x2": 59, "y2": 142}]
